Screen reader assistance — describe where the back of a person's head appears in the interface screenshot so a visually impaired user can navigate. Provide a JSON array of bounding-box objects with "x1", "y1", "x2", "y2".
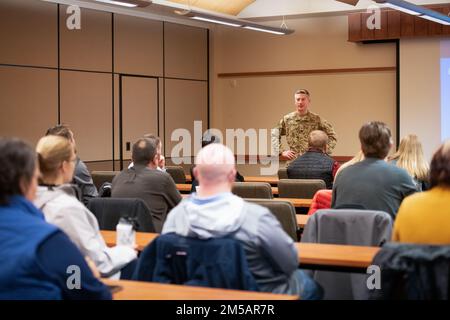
[
  {"x1": 308, "y1": 130, "x2": 328, "y2": 150},
  {"x1": 391, "y1": 134, "x2": 429, "y2": 180},
  {"x1": 143, "y1": 134, "x2": 161, "y2": 147},
  {"x1": 195, "y1": 143, "x2": 235, "y2": 184},
  {"x1": 36, "y1": 135, "x2": 73, "y2": 178},
  {"x1": 0, "y1": 138, "x2": 36, "y2": 205},
  {"x1": 359, "y1": 121, "x2": 392, "y2": 159},
  {"x1": 45, "y1": 124, "x2": 73, "y2": 142},
  {"x1": 132, "y1": 137, "x2": 158, "y2": 166},
  {"x1": 430, "y1": 140, "x2": 450, "y2": 188}
]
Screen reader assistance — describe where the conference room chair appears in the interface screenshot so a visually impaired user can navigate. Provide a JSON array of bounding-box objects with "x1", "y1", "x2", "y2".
[
  {"x1": 278, "y1": 179, "x2": 326, "y2": 199},
  {"x1": 91, "y1": 171, "x2": 120, "y2": 191},
  {"x1": 246, "y1": 199, "x2": 299, "y2": 241},
  {"x1": 302, "y1": 209, "x2": 392, "y2": 300},
  {"x1": 87, "y1": 198, "x2": 155, "y2": 232},
  {"x1": 165, "y1": 166, "x2": 187, "y2": 184},
  {"x1": 133, "y1": 233, "x2": 259, "y2": 291},
  {"x1": 232, "y1": 182, "x2": 273, "y2": 199},
  {"x1": 278, "y1": 168, "x2": 288, "y2": 179}
]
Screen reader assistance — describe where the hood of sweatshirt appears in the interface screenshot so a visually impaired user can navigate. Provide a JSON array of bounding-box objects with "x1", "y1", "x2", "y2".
[{"x1": 177, "y1": 192, "x2": 246, "y2": 239}]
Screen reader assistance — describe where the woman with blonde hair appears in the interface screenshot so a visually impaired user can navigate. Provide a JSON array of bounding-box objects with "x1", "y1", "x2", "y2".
[
  {"x1": 34, "y1": 135, "x2": 137, "y2": 279},
  {"x1": 389, "y1": 134, "x2": 429, "y2": 191}
]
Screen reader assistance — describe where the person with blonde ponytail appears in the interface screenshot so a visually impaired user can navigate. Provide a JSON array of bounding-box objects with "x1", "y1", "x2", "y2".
[
  {"x1": 34, "y1": 135, "x2": 137, "y2": 279},
  {"x1": 389, "y1": 134, "x2": 430, "y2": 191}
]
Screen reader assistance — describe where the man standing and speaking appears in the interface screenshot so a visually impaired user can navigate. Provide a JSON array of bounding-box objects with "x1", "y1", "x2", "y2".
[{"x1": 271, "y1": 89, "x2": 337, "y2": 161}]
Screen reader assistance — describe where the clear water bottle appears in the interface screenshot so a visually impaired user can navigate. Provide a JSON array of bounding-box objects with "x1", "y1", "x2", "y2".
[{"x1": 116, "y1": 217, "x2": 136, "y2": 247}]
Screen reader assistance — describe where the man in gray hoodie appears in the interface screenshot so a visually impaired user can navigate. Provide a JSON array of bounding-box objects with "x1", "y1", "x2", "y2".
[{"x1": 162, "y1": 143, "x2": 322, "y2": 299}]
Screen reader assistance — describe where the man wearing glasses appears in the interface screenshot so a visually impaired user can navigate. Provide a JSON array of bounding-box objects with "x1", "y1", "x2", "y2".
[{"x1": 271, "y1": 89, "x2": 337, "y2": 162}]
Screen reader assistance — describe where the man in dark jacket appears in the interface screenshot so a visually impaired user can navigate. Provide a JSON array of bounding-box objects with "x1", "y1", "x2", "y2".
[
  {"x1": 111, "y1": 137, "x2": 182, "y2": 233},
  {"x1": 287, "y1": 130, "x2": 340, "y2": 189}
]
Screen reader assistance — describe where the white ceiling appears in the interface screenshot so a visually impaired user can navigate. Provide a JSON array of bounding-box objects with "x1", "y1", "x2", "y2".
[{"x1": 239, "y1": 0, "x2": 450, "y2": 19}]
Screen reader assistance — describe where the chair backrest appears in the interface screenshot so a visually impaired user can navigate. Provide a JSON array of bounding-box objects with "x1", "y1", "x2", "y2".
[
  {"x1": 246, "y1": 199, "x2": 298, "y2": 241},
  {"x1": 302, "y1": 209, "x2": 393, "y2": 300},
  {"x1": 278, "y1": 179, "x2": 326, "y2": 198},
  {"x1": 278, "y1": 168, "x2": 288, "y2": 179},
  {"x1": 87, "y1": 197, "x2": 155, "y2": 232},
  {"x1": 165, "y1": 166, "x2": 186, "y2": 184},
  {"x1": 133, "y1": 233, "x2": 259, "y2": 291},
  {"x1": 91, "y1": 171, "x2": 120, "y2": 190},
  {"x1": 232, "y1": 182, "x2": 273, "y2": 199}
]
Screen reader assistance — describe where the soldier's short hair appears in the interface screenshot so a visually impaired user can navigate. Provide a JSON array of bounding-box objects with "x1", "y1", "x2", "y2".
[
  {"x1": 359, "y1": 121, "x2": 392, "y2": 159},
  {"x1": 294, "y1": 89, "x2": 310, "y2": 97},
  {"x1": 308, "y1": 130, "x2": 328, "y2": 150},
  {"x1": 45, "y1": 124, "x2": 73, "y2": 141}
]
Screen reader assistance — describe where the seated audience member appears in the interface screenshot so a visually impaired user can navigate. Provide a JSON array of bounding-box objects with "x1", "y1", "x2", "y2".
[
  {"x1": 46, "y1": 124, "x2": 98, "y2": 205},
  {"x1": 334, "y1": 150, "x2": 364, "y2": 178},
  {"x1": 0, "y1": 138, "x2": 111, "y2": 299},
  {"x1": 112, "y1": 137, "x2": 182, "y2": 233},
  {"x1": 393, "y1": 140, "x2": 450, "y2": 244},
  {"x1": 34, "y1": 136, "x2": 137, "y2": 279},
  {"x1": 307, "y1": 189, "x2": 332, "y2": 215},
  {"x1": 287, "y1": 130, "x2": 340, "y2": 189},
  {"x1": 332, "y1": 121, "x2": 417, "y2": 219},
  {"x1": 128, "y1": 134, "x2": 166, "y2": 172},
  {"x1": 190, "y1": 133, "x2": 244, "y2": 193},
  {"x1": 388, "y1": 134, "x2": 430, "y2": 191},
  {"x1": 162, "y1": 143, "x2": 323, "y2": 299}
]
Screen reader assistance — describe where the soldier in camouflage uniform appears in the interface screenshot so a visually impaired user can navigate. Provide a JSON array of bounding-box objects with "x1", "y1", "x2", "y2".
[{"x1": 271, "y1": 89, "x2": 337, "y2": 161}]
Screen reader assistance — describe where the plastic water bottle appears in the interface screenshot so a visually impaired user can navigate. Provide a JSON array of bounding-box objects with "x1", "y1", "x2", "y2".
[{"x1": 116, "y1": 217, "x2": 136, "y2": 247}]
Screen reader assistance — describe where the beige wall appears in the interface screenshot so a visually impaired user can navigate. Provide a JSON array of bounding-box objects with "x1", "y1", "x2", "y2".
[
  {"x1": 210, "y1": 15, "x2": 397, "y2": 159},
  {"x1": 400, "y1": 38, "x2": 442, "y2": 161},
  {"x1": 0, "y1": 1, "x2": 208, "y2": 168}
]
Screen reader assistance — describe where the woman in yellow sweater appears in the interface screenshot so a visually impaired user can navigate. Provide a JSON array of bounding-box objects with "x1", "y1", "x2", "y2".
[{"x1": 393, "y1": 140, "x2": 450, "y2": 244}]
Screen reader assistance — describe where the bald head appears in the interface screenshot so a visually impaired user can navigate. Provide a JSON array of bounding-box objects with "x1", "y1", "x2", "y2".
[
  {"x1": 308, "y1": 130, "x2": 328, "y2": 151},
  {"x1": 194, "y1": 143, "x2": 236, "y2": 187}
]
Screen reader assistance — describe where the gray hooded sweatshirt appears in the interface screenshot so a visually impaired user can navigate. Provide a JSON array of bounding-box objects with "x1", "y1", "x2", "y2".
[{"x1": 162, "y1": 192, "x2": 303, "y2": 295}]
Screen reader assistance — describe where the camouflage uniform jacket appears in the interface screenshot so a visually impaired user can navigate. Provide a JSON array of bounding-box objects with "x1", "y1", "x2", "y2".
[{"x1": 271, "y1": 111, "x2": 337, "y2": 156}]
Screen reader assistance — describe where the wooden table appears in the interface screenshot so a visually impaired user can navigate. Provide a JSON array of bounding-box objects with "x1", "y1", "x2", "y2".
[
  {"x1": 103, "y1": 279, "x2": 297, "y2": 300},
  {"x1": 101, "y1": 231, "x2": 379, "y2": 272},
  {"x1": 277, "y1": 198, "x2": 311, "y2": 208},
  {"x1": 186, "y1": 175, "x2": 280, "y2": 185},
  {"x1": 101, "y1": 230, "x2": 158, "y2": 251},
  {"x1": 243, "y1": 176, "x2": 279, "y2": 185},
  {"x1": 181, "y1": 194, "x2": 311, "y2": 208},
  {"x1": 296, "y1": 215, "x2": 309, "y2": 228},
  {"x1": 295, "y1": 243, "x2": 380, "y2": 272}
]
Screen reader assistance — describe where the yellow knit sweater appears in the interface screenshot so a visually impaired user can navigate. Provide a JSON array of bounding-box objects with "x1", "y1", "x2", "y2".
[{"x1": 393, "y1": 186, "x2": 450, "y2": 245}]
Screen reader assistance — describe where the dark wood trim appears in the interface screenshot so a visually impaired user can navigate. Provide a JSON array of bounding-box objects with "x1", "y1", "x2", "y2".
[
  {"x1": 163, "y1": 155, "x2": 354, "y2": 163},
  {"x1": 218, "y1": 67, "x2": 396, "y2": 78},
  {"x1": 349, "y1": 4, "x2": 450, "y2": 42}
]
